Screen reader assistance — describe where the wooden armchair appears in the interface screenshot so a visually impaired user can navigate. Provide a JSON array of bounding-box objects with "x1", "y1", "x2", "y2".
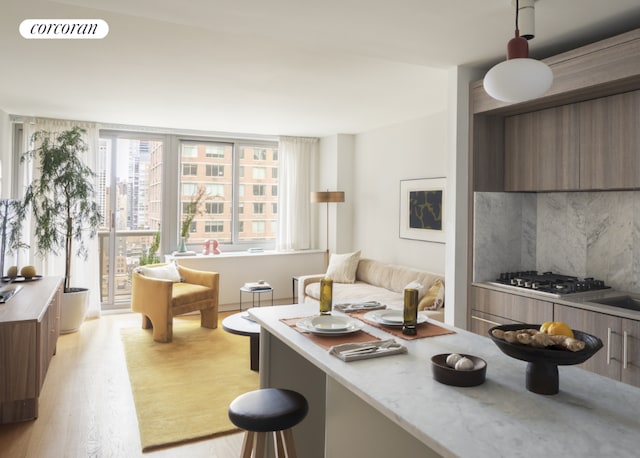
[{"x1": 131, "y1": 264, "x2": 219, "y2": 342}]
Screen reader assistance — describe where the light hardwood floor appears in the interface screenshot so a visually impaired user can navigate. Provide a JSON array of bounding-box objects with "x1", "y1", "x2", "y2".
[{"x1": 0, "y1": 312, "x2": 244, "y2": 458}]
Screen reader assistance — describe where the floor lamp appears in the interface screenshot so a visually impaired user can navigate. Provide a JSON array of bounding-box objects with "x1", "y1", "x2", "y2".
[{"x1": 310, "y1": 190, "x2": 345, "y2": 268}]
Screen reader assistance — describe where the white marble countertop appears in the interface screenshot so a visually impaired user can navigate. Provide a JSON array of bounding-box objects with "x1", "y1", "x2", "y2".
[{"x1": 250, "y1": 303, "x2": 640, "y2": 458}]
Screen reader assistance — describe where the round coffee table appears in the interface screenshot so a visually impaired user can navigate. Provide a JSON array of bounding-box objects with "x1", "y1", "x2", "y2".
[{"x1": 222, "y1": 312, "x2": 261, "y2": 371}]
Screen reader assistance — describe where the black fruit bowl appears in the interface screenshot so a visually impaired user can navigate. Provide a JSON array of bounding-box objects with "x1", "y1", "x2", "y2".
[
  {"x1": 431, "y1": 354, "x2": 487, "y2": 387},
  {"x1": 488, "y1": 323, "x2": 603, "y2": 395}
]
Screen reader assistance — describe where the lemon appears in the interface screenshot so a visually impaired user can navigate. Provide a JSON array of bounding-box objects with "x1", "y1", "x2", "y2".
[
  {"x1": 6, "y1": 266, "x2": 18, "y2": 278},
  {"x1": 540, "y1": 321, "x2": 553, "y2": 333},
  {"x1": 540, "y1": 321, "x2": 574, "y2": 339}
]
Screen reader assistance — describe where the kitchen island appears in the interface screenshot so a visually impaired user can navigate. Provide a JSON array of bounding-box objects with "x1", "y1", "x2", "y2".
[{"x1": 250, "y1": 303, "x2": 640, "y2": 458}]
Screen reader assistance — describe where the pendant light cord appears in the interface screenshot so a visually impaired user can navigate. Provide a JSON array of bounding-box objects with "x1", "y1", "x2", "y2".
[{"x1": 515, "y1": 0, "x2": 519, "y2": 31}]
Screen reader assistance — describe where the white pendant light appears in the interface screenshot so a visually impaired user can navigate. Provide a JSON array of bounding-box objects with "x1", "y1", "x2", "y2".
[{"x1": 483, "y1": 0, "x2": 553, "y2": 103}]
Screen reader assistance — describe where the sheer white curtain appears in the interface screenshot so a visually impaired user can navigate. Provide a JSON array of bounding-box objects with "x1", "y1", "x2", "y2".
[
  {"x1": 276, "y1": 136, "x2": 318, "y2": 251},
  {"x1": 19, "y1": 118, "x2": 101, "y2": 319}
]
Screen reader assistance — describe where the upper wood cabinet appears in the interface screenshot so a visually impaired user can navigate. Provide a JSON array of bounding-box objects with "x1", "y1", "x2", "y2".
[
  {"x1": 504, "y1": 105, "x2": 579, "y2": 191},
  {"x1": 504, "y1": 90, "x2": 640, "y2": 191},
  {"x1": 579, "y1": 90, "x2": 640, "y2": 189}
]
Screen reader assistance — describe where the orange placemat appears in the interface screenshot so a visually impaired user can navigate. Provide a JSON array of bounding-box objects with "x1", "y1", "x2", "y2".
[
  {"x1": 347, "y1": 311, "x2": 456, "y2": 340},
  {"x1": 281, "y1": 317, "x2": 381, "y2": 350}
]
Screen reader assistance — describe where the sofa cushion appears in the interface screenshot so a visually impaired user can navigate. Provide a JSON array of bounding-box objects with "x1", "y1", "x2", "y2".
[
  {"x1": 136, "y1": 263, "x2": 181, "y2": 282},
  {"x1": 326, "y1": 250, "x2": 361, "y2": 283},
  {"x1": 356, "y1": 259, "x2": 394, "y2": 290},
  {"x1": 418, "y1": 279, "x2": 445, "y2": 311},
  {"x1": 171, "y1": 282, "x2": 213, "y2": 307}
]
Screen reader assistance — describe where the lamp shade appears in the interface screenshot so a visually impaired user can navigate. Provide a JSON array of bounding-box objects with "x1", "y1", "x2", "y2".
[
  {"x1": 310, "y1": 191, "x2": 345, "y2": 203},
  {"x1": 483, "y1": 57, "x2": 553, "y2": 103}
]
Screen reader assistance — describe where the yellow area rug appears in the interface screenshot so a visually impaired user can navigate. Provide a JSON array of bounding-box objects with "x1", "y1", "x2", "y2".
[{"x1": 120, "y1": 314, "x2": 259, "y2": 452}]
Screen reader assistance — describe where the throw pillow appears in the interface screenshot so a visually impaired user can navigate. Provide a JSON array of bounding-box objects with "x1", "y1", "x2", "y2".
[
  {"x1": 136, "y1": 262, "x2": 182, "y2": 282},
  {"x1": 325, "y1": 250, "x2": 361, "y2": 283},
  {"x1": 418, "y1": 279, "x2": 445, "y2": 311},
  {"x1": 404, "y1": 280, "x2": 426, "y2": 300}
]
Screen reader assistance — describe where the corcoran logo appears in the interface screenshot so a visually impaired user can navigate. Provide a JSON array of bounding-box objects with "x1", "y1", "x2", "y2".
[{"x1": 19, "y1": 19, "x2": 109, "y2": 39}]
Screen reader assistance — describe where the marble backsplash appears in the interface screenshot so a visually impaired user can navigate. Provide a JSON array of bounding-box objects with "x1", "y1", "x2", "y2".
[{"x1": 474, "y1": 191, "x2": 640, "y2": 293}]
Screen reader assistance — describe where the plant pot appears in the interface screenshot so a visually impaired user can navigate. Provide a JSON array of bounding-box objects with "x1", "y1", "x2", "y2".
[{"x1": 60, "y1": 287, "x2": 90, "y2": 334}]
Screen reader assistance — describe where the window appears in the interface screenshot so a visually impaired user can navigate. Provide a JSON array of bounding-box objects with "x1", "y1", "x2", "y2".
[
  {"x1": 206, "y1": 145, "x2": 225, "y2": 158},
  {"x1": 206, "y1": 164, "x2": 224, "y2": 177},
  {"x1": 252, "y1": 167, "x2": 266, "y2": 179},
  {"x1": 253, "y1": 149, "x2": 267, "y2": 160},
  {"x1": 205, "y1": 221, "x2": 224, "y2": 233},
  {"x1": 182, "y1": 183, "x2": 198, "y2": 195},
  {"x1": 206, "y1": 202, "x2": 224, "y2": 214},
  {"x1": 179, "y1": 140, "x2": 278, "y2": 247},
  {"x1": 206, "y1": 183, "x2": 224, "y2": 197},
  {"x1": 272, "y1": 203, "x2": 277, "y2": 214},
  {"x1": 182, "y1": 163, "x2": 197, "y2": 176},
  {"x1": 182, "y1": 145, "x2": 198, "y2": 157}
]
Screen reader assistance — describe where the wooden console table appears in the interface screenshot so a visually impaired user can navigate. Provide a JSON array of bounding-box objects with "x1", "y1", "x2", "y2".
[{"x1": 0, "y1": 276, "x2": 63, "y2": 423}]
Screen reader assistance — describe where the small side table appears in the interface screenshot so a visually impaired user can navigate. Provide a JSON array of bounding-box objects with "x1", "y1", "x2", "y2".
[
  {"x1": 222, "y1": 312, "x2": 260, "y2": 371},
  {"x1": 239, "y1": 286, "x2": 274, "y2": 310}
]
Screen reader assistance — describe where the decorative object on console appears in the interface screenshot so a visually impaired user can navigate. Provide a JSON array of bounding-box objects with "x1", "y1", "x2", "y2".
[
  {"x1": 202, "y1": 239, "x2": 221, "y2": 255},
  {"x1": 483, "y1": 0, "x2": 553, "y2": 103},
  {"x1": 399, "y1": 178, "x2": 445, "y2": 243},
  {"x1": 310, "y1": 190, "x2": 345, "y2": 267}
]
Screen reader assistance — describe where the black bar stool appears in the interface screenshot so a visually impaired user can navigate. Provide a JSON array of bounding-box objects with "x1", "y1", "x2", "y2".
[{"x1": 228, "y1": 388, "x2": 308, "y2": 458}]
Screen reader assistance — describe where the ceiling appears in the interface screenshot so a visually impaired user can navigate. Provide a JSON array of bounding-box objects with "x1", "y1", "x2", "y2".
[{"x1": 2, "y1": 0, "x2": 640, "y2": 137}]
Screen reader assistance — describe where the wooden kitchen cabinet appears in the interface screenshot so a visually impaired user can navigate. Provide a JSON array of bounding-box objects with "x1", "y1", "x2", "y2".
[
  {"x1": 504, "y1": 105, "x2": 580, "y2": 192},
  {"x1": 0, "y1": 277, "x2": 63, "y2": 423},
  {"x1": 554, "y1": 303, "x2": 640, "y2": 387},
  {"x1": 470, "y1": 286, "x2": 553, "y2": 335},
  {"x1": 579, "y1": 90, "x2": 640, "y2": 189},
  {"x1": 503, "y1": 90, "x2": 640, "y2": 192}
]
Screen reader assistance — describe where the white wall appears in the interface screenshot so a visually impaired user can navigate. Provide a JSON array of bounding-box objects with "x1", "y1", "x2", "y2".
[{"x1": 349, "y1": 114, "x2": 448, "y2": 273}]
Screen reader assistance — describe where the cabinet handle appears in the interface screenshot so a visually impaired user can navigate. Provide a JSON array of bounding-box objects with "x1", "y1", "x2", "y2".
[
  {"x1": 623, "y1": 331, "x2": 629, "y2": 370},
  {"x1": 607, "y1": 327, "x2": 612, "y2": 365},
  {"x1": 471, "y1": 316, "x2": 501, "y2": 326}
]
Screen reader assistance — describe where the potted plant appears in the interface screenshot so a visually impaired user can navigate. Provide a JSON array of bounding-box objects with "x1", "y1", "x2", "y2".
[{"x1": 20, "y1": 126, "x2": 101, "y2": 333}]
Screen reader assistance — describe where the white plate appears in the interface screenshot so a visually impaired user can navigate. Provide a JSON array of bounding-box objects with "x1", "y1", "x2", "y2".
[
  {"x1": 309, "y1": 315, "x2": 350, "y2": 331},
  {"x1": 364, "y1": 310, "x2": 428, "y2": 327},
  {"x1": 296, "y1": 316, "x2": 365, "y2": 335}
]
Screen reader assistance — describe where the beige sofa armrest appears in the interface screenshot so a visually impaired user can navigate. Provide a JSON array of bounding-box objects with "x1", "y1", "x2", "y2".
[{"x1": 296, "y1": 274, "x2": 325, "y2": 304}]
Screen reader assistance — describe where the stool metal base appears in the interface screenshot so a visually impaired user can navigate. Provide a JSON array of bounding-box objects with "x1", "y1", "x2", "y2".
[{"x1": 241, "y1": 429, "x2": 297, "y2": 458}]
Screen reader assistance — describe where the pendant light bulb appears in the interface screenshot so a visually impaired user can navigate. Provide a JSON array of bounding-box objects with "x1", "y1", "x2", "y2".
[{"x1": 483, "y1": 0, "x2": 553, "y2": 103}]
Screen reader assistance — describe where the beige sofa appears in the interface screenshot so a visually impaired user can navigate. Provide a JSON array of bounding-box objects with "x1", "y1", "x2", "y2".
[{"x1": 297, "y1": 258, "x2": 445, "y2": 322}]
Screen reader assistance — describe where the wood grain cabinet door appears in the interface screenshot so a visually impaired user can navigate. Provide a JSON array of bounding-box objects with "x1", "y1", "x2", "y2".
[
  {"x1": 620, "y1": 318, "x2": 640, "y2": 387},
  {"x1": 579, "y1": 90, "x2": 640, "y2": 190},
  {"x1": 554, "y1": 304, "x2": 621, "y2": 381},
  {"x1": 504, "y1": 105, "x2": 580, "y2": 191}
]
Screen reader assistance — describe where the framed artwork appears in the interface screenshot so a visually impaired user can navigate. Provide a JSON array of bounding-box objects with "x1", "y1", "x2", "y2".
[{"x1": 399, "y1": 177, "x2": 445, "y2": 243}]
